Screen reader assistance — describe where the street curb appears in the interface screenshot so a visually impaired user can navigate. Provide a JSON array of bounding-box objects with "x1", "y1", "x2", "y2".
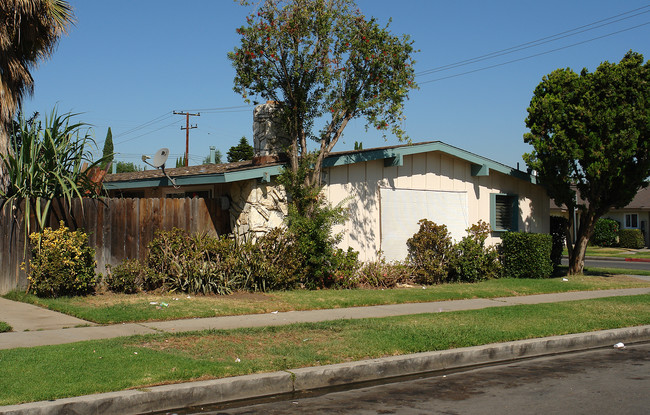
[
  {"x1": 2, "y1": 325, "x2": 649, "y2": 415},
  {"x1": 625, "y1": 257, "x2": 650, "y2": 263},
  {"x1": 562, "y1": 255, "x2": 650, "y2": 263}
]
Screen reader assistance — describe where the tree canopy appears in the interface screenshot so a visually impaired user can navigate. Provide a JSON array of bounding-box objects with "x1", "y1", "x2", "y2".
[
  {"x1": 229, "y1": 0, "x2": 417, "y2": 192},
  {"x1": 115, "y1": 161, "x2": 142, "y2": 173},
  {"x1": 523, "y1": 50, "x2": 650, "y2": 274},
  {"x1": 227, "y1": 136, "x2": 254, "y2": 162}
]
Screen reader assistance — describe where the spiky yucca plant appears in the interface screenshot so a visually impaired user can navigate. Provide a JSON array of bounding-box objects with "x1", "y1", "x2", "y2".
[{"x1": 0, "y1": 110, "x2": 105, "y2": 245}]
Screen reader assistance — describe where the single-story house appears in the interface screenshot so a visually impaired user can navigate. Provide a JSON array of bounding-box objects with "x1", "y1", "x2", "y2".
[
  {"x1": 550, "y1": 187, "x2": 650, "y2": 247},
  {"x1": 104, "y1": 103, "x2": 549, "y2": 262}
]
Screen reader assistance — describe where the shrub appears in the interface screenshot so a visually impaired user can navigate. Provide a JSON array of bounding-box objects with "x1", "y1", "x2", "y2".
[
  {"x1": 550, "y1": 216, "x2": 568, "y2": 269},
  {"x1": 592, "y1": 218, "x2": 619, "y2": 247},
  {"x1": 104, "y1": 259, "x2": 143, "y2": 294},
  {"x1": 619, "y1": 229, "x2": 645, "y2": 249},
  {"x1": 500, "y1": 232, "x2": 553, "y2": 279},
  {"x1": 237, "y1": 227, "x2": 304, "y2": 291},
  {"x1": 278, "y1": 158, "x2": 349, "y2": 289},
  {"x1": 357, "y1": 257, "x2": 414, "y2": 288},
  {"x1": 146, "y1": 228, "x2": 244, "y2": 295},
  {"x1": 330, "y1": 247, "x2": 361, "y2": 289},
  {"x1": 26, "y1": 222, "x2": 96, "y2": 297},
  {"x1": 450, "y1": 221, "x2": 500, "y2": 282},
  {"x1": 406, "y1": 219, "x2": 454, "y2": 284},
  {"x1": 283, "y1": 201, "x2": 348, "y2": 289}
]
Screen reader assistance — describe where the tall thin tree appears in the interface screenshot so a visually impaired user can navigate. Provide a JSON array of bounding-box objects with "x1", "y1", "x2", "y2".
[{"x1": 101, "y1": 127, "x2": 114, "y2": 169}]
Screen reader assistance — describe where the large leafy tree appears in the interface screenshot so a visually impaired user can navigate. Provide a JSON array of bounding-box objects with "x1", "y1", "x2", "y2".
[
  {"x1": 229, "y1": 0, "x2": 416, "y2": 204},
  {"x1": 227, "y1": 136, "x2": 254, "y2": 162},
  {"x1": 0, "y1": 0, "x2": 74, "y2": 191},
  {"x1": 523, "y1": 51, "x2": 650, "y2": 274}
]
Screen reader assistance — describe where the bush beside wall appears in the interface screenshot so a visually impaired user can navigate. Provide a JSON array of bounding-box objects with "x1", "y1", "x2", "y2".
[
  {"x1": 500, "y1": 232, "x2": 553, "y2": 279},
  {"x1": 26, "y1": 222, "x2": 96, "y2": 298},
  {"x1": 619, "y1": 229, "x2": 645, "y2": 249}
]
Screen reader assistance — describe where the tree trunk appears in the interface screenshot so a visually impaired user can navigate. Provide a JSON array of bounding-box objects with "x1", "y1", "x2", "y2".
[
  {"x1": 0, "y1": 128, "x2": 8, "y2": 195},
  {"x1": 568, "y1": 210, "x2": 597, "y2": 275},
  {"x1": 569, "y1": 233, "x2": 588, "y2": 274}
]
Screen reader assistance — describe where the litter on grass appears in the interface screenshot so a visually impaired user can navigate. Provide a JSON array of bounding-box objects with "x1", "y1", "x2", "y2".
[{"x1": 562, "y1": 278, "x2": 569, "y2": 282}]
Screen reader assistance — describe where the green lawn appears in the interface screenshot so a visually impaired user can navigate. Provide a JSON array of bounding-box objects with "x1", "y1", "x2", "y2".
[
  {"x1": 1, "y1": 294, "x2": 648, "y2": 406},
  {"x1": 4, "y1": 274, "x2": 649, "y2": 324}
]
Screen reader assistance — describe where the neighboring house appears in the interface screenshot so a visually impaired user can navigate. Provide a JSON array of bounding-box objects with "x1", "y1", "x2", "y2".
[
  {"x1": 104, "y1": 103, "x2": 549, "y2": 262},
  {"x1": 550, "y1": 187, "x2": 650, "y2": 247}
]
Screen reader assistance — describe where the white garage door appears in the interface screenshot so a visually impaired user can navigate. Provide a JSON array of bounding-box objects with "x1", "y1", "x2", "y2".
[{"x1": 380, "y1": 187, "x2": 469, "y2": 261}]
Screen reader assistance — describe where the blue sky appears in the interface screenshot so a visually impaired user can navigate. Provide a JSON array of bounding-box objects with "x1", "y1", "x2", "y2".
[{"x1": 21, "y1": 0, "x2": 650, "y2": 169}]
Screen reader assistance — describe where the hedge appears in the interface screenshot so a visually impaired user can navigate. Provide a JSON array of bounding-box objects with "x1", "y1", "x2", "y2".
[
  {"x1": 500, "y1": 232, "x2": 553, "y2": 279},
  {"x1": 619, "y1": 229, "x2": 645, "y2": 249}
]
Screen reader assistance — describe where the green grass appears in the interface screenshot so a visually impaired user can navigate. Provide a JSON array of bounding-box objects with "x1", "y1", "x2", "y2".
[
  {"x1": 0, "y1": 321, "x2": 11, "y2": 333},
  {"x1": 1, "y1": 294, "x2": 648, "y2": 406},
  {"x1": 4, "y1": 274, "x2": 649, "y2": 324}
]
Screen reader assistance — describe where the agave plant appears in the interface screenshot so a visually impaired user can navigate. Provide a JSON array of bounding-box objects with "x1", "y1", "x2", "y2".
[{"x1": 0, "y1": 109, "x2": 107, "y2": 245}]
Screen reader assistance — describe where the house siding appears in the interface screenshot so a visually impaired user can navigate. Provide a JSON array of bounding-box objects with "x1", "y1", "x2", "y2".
[{"x1": 325, "y1": 151, "x2": 549, "y2": 261}]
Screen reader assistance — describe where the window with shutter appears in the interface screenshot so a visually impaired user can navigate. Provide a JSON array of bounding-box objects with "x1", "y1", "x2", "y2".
[{"x1": 490, "y1": 193, "x2": 518, "y2": 232}]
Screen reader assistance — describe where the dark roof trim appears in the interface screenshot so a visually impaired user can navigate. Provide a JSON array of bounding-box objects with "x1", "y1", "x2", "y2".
[
  {"x1": 324, "y1": 141, "x2": 537, "y2": 183},
  {"x1": 104, "y1": 164, "x2": 283, "y2": 190},
  {"x1": 104, "y1": 141, "x2": 537, "y2": 191}
]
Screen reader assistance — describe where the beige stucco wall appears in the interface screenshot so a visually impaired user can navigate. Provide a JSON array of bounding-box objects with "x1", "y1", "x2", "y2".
[{"x1": 324, "y1": 151, "x2": 550, "y2": 261}]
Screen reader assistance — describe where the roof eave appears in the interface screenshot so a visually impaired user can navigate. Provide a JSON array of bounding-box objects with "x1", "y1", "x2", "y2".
[{"x1": 104, "y1": 164, "x2": 284, "y2": 190}]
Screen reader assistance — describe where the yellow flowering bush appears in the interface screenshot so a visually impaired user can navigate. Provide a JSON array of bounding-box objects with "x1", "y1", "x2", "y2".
[{"x1": 27, "y1": 222, "x2": 96, "y2": 297}]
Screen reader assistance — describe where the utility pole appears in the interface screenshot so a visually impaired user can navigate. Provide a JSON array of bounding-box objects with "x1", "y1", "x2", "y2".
[{"x1": 173, "y1": 111, "x2": 200, "y2": 167}]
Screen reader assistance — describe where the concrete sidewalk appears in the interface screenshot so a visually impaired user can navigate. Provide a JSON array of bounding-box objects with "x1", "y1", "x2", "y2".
[{"x1": 2, "y1": 286, "x2": 649, "y2": 350}]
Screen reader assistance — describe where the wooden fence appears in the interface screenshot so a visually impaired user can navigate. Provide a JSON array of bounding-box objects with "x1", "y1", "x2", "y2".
[{"x1": 0, "y1": 197, "x2": 230, "y2": 294}]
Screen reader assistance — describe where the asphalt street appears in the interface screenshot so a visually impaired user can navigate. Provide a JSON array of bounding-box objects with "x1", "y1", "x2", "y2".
[
  {"x1": 180, "y1": 342, "x2": 650, "y2": 415},
  {"x1": 562, "y1": 257, "x2": 650, "y2": 272}
]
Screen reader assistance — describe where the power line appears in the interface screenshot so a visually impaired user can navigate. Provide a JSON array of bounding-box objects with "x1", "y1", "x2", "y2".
[
  {"x1": 181, "y1": 105, "x2": 252, "y2": 112},
  {"x1": 417, "y1": 6, "x2": 650, "y2": 77},
  {"x1": 115, "y1": 120, "x2": 179, "y2": 145},
  {"x1": 113, "y1": 112, "x2": 174, "y2": 138},
  {"x1": 97, "y1": 107, "x2": 251, "y2": 147},
  {"x1": 418, "y1": 20, "x2": 650, "y2": 85}
]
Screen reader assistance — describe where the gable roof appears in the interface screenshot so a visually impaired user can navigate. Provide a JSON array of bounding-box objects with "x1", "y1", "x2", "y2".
[
  {"x1": 626, "y1": 186, "x2": 650, "y2": 210},
  {"x1": 103, "y1": 141, "x2": 538, "y2": 191}
]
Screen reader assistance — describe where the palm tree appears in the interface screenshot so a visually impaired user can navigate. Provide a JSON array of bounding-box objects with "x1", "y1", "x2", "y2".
[{"x1": 0, "y1": 0, "x2": 74, "y2": 191}]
